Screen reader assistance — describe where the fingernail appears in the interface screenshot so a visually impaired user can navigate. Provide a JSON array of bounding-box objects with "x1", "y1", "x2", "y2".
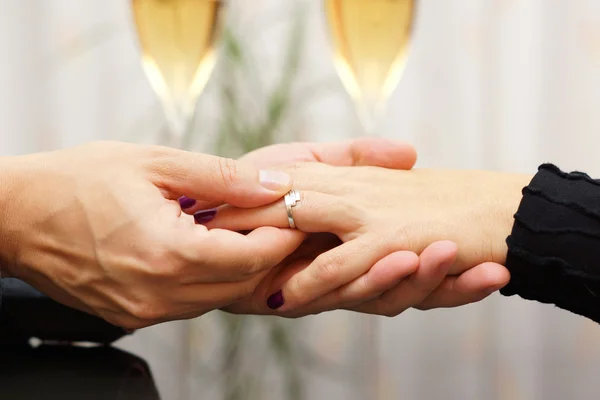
[
  {"x1": 179, "y1": 196, "x2": 197, "y2": 210},
  {"x1": 259, "y1": 170, "x2": 291, "y2": 191},
  {"x1": 267, "y1": 290, "x2": 285, "y2": 310},
  {"x1": 194, "y1": 209, "x2": 217, "y2": 225}
]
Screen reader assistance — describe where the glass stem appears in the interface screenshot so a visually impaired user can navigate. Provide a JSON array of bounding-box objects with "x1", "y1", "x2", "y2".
[
  {"x1": 356, "y1": 100, "x2": 385, "y2": 136},
  {"x1": 165, "y1": 108, "x2": 193, "y2": 149}
]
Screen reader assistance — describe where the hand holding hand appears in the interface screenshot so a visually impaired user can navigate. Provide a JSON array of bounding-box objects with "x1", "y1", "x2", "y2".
[{"x1": 206, "y1": 165, "x2": 529, "y2": 315}]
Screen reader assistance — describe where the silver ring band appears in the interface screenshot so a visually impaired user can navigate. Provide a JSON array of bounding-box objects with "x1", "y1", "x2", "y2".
[{"x1": 284, "y1": 189, "x2": 301, "y2": 229}]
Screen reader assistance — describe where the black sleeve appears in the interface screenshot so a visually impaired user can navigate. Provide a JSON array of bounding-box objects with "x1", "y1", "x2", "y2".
[{"x1": 500, "y1": 164, "x2": 600, "y2": 323}]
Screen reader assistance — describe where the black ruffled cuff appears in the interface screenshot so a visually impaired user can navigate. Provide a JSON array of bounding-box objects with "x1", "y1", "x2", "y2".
[{"x1": 500, "y1": 164, "x2": 600, "y2": 323}]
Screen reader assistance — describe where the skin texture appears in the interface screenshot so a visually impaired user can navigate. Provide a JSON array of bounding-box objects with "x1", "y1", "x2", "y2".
[{"x1": 205, "y1": 164, "x2": 529, "y2": 316}]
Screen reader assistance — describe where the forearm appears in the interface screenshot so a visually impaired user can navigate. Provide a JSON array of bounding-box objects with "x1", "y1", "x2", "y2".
[
  {"x1": 487, "y1": 172, "x2": 534, "y2": 266},
  {"x1": 501, "y1": 164, "x2": 600, "y2": 323}
]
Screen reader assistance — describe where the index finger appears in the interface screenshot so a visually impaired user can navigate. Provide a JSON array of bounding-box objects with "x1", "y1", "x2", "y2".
[{"x1": 174, "y1": 226, "x2": 306, "y2": 284}]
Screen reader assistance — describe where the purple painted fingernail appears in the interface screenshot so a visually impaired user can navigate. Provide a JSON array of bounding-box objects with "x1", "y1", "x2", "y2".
[
  {"x1": 179, "y1": 196, "x2": 197, "y2": 210},
  {"x1": 267, "y1": 290, "x2": 285, "y2": 310},
  {"x1": 194, "y1": 209, "x2": 217, "y2": 225}
]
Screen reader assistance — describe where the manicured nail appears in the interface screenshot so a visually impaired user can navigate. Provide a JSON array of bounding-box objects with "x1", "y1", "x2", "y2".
[
  {"x1": 178, "y1": 196, "x2": 197, "y2": 210},
  {"x1": 194, "y1": 209, "x2": 217, "y2": 225},
  {"x1": 259, "y1": 170, "x2": 291, "y2": 191},
  {"x1": 267, "y1": 290, "x2": 285, "y2": 310}
]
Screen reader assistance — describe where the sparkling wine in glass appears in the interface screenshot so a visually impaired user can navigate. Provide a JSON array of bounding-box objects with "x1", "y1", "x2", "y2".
[
  {"x1": 324, "y1": 0, "x2": 416, "y2": 397},
  {"x1": 132, "y1": 0, "x2": 223, "y2": 147},
  {"x1": 325, "y1": 0, "x2": 416, "y2": 135}
]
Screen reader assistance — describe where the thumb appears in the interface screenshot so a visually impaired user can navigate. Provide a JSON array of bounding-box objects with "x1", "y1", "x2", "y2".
[
  {"x1": 150, "y1": 149, "x2": 292, "y2": 208},
  {"x1": 344, "y1": 137, "x2": 417, "y2": 169}
]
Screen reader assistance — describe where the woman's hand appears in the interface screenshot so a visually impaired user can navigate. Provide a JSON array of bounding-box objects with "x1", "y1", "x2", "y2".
[
  {"x1": 0, "y1": 141, "x2": 301, "y2": 329},
  {"x1": 205, "y1": 164, "x2": 531, "y2": 313},
  {"x1": 223, "y1": 238, "x2": 508, "y2": 318}
]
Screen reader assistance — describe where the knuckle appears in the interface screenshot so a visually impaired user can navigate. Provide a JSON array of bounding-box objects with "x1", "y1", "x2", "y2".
[
  {"x1": 377, "y1": 297, "x2": 406, "y2": 318},
  {"x1": 217, "y1": 157, "x2": 239, "y2": 186},
  {"x1": 282, "y1": 162, "x2": 314, "y2": 186},
  {"x1": 386, "y1": 225, "x2": 414, "y2": 252},
  {"x1": 376, "y1": 302, "x2": 402, "y2": 317},
  {"x1": 383, "y1": 309, "x2": 400, "y2": 318},
  {"x1": 330, "y1": 289, "x2": 346, "y2": 309},
  {"x1": 144, "y1": 145, "x2": 175, "y2": 167},
  {"x1": 145, "y1": 144, "x2": 175, "y2": 160},
  {"x1": 339, "y1": 198, "x2": 362, "y2": 219},
  {"x1": 312, "y1": 252, "x2": 345, "y2": 283},
  {"x1": 161, "y1": 257, "x2": 190, "y2": 280},
  {"x1": 289, "y1": 276, "x2": 304, "y2": 305},
  {"x1": 235, "y1": 254, "x2": 265, "y2": 278},
  {"x1": 239, "y1": 280, "x2": 260, "y2": 299},
  {"x1": 147, "y1": 250, "x2": 174, "y2": 271},
  {"x1": 226, "y1": 281, "x2": 261, "y2": 305},
  {"x1": 288, "y1": 162, "x2": 305, "y2": 172},
  {"x1": 125, "y1": 299, "x2": 166, "y2": 323},
  {"x1": 145, "y1": 260, "x2": 181, "y2": 281},
  {"x1": 145, "y1": 242, "x2": 186, "y2": 278}
]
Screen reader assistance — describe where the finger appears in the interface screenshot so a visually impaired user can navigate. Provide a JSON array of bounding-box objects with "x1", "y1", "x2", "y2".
[
  {"x1": 184, "y1": 138, "x2": 416, "y2": 213},
  {"x1": 168, "y1": 278, "x2": 272, "y2": 320},
  {"x1": 105, "y1": 277, "x2": 268, "y2": 329},
  {"x1": 223, "y1": 234, "x2": 343, "y2": 315},
  {"x1": 281, "y1": 251, "x2": 420, "y2": 317},
  {"x1": 415, "y1": 262, "x2": 510, "y2": 310},
  {"x1": 222, "y1": 258, "x2": 311, "y2": 316},
  {"x1": 348, "y1": 241, "x2": 457, "y2": 317},
  {"x1": 338, "y1": 137, "x2": 417, "y2": 169},
  {"x1": 174, "y1": 226, "x2": 306, "y2": 283},
  {"x1": 147, "y1": 147, "x2": 292, "y2": 208},
  {"x1": 203, "y1": 191, "x2": 361, "y2": 235},
  {"x1": 265, "y1": 235, "x2": 389, "y2": 311},
  {"x1": 240, "y1": 138, "x2": 417, "y2": 171}
]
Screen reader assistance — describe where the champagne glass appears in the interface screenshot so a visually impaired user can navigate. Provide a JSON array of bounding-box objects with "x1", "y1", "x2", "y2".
[
  {"x1": 324, "y1": 1, "x2": 416, "y2": 397},
  {"x1": 132, "y1": 0, "x2": 224, "y2": 148},
  {"x1": 325, "y1": 0, "x2": 416, "y2": 136},
  {"x1": 131, "y1": 2, "x2": 223, "y2": 396}
]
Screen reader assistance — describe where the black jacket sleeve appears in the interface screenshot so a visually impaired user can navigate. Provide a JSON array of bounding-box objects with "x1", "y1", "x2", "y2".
[{"x1": 501, "y1": 164, "x2": 600, "y2": 323}]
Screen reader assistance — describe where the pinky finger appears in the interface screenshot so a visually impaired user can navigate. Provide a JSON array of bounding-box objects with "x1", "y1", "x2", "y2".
[{"x1": 415, "y1": 262, "x2": 510, "y2": 310}]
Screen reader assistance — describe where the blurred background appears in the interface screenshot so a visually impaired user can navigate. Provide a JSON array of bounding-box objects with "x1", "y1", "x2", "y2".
[{"x1": 1, "y1": 1, "x2": 600, "y2": 399}]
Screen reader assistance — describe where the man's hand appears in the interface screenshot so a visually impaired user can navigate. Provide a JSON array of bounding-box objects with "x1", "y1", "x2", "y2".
[{"x1": 0, "y1": 141, "x2": 301, "y2": 329}]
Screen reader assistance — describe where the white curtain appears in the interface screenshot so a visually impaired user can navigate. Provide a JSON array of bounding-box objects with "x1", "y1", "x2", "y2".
[{"x1": 2, "y1": 1, "x2": 600, "y2": 399}]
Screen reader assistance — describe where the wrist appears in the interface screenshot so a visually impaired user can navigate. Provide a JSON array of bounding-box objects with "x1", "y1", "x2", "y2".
[{"x1": 491, "y1": 173, "x2": 534, "y2": 265}]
